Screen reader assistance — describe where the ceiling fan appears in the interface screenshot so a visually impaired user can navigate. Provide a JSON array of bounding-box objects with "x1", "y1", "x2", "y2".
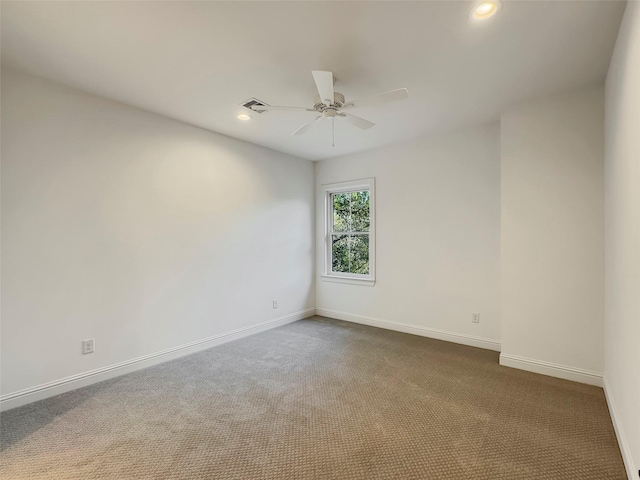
[{"x1": 249, "y1": 71, "x2": 408, "y2": 146}]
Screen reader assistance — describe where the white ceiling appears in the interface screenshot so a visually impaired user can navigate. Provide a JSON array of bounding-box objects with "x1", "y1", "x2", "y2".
[{"x1": 1, "y1": 1, "x2": 626, "y2": 161}]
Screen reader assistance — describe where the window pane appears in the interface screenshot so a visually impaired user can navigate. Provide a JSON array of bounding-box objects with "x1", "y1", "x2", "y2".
[
  {"x1": 332, "y1": 193, "x2": 351, "y2": 232},
  {"x1": 350, "y1": 191, "x2": 370, "y2": 232},
  {"x1": 331, "y1": 234, "x2": 349, "y2": 273},
  {"x1": 331, "y1": 234, "x2": 370, "y2": 275},
  {"x1": 349, "y1": 234, "x2": 370, "y2": 274},
  {"x1": 332, "y1": 190, "x2": 369, "y2": 233}
]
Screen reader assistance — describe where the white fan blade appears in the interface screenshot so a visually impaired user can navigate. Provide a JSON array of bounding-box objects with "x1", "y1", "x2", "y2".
[
  {"x1": 342, "y1": 113, "x2": 375, "y2": 130},
  {"x1": 344, "y1": 88, "x2": 408, "y2": 109},
  {"x1": 251, "y1": 105, "x2": 316, "y2": 113},
  {"x1": 312, "y1": 70, "x2": 335, "y2": 105},
  {"x1": 292, "y1": 116, "x2": 321, "y2": 136}
]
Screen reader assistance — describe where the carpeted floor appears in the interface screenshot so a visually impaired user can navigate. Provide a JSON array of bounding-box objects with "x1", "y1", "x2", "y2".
[{"x1": 0, "y1": 316, "x2": 626, "y2": 479}]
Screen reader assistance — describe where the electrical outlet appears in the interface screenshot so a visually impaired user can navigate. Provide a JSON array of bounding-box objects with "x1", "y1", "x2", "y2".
[
  {"x1": 272, "y1": 299, "x2": 278, "y2": 309},
  {"x1": 472, "y1": 313, "x2": 480, "y2": 323},
  {"x1": 82, "y1": 339, "x2": 95, "y2": 354}
]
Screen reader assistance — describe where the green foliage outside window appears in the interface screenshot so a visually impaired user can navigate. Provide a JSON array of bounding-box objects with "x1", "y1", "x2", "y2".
[{"x1": 331, "y1": 191, "x2": 370, "y2": 275}]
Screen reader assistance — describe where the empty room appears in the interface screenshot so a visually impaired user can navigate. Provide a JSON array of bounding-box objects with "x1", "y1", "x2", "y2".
[{"x1": 1, "y1": 1, "x2": 638, "y2": 479}]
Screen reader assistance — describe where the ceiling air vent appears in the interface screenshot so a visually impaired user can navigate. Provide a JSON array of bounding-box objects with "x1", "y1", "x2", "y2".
[{"x1": 241, "y1": 98, "x2": 268, "y2": 113}]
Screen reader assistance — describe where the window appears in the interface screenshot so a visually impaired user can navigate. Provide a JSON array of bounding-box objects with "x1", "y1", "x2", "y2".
[{"x1": 321, "y1": 178, "x2": 375, "y2": 286}]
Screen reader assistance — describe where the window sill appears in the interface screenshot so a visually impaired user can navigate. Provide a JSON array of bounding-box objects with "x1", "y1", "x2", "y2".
[{"x1": 320, "y1": 275, "x2": 375, "y2": 287}]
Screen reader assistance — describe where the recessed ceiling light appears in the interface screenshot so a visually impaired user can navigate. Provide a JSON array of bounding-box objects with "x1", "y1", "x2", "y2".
[
  {"x1": 471, "y1": 1, "x2": 501, "y2": 20},
  {"x1": 236, "y1": 113, "x2": 251, "y2": 121}
]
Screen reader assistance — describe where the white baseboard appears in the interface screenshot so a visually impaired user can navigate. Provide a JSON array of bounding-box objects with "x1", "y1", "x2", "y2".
[
  {"x1": 603, "y1": 378, "x2": 637, "y2": 480},
  {"x1": 316, "y1": 308, "x2": 501, "y2": 352},
  {"x1": 0, "y1": 308, "x2": 316, "y2": 412},
  {"x1": 499, "y1": 353, "x2": 603, "y2": 387}
]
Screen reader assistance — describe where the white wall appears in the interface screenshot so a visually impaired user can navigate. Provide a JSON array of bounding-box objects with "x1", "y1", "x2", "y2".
[
  {"x1": 315, "y1": 123, "x2": 501, "y2": 350},
  {"x1": 0, "y1": 69, "x2": 315, "y2": 404},
  {"x1": 604, "y1": 1, "x2": 640, "y2": 477},
  {"x1": 500, "y1": 86, "x2": 605, "y2": 384}
]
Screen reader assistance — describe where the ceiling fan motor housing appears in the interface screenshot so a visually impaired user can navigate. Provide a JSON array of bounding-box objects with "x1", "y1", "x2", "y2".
[{"x1": 314, "y1": 92, "x2": 345, "y2": 113}]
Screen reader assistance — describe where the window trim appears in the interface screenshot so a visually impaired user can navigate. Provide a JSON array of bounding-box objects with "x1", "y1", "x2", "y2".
[{"x1": 320, "y1": 178, "x2": 375, "y2": 286}]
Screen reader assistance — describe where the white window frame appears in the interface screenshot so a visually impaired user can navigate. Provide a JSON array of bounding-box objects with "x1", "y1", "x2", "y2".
[{"x1": 320, "y1": 178, "x2": 375, "y2": 286}]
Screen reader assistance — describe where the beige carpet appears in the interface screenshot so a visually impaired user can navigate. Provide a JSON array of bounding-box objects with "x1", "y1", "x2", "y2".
[{"x1": 0, "y1": 316, "x2": 626, "y2": 479}]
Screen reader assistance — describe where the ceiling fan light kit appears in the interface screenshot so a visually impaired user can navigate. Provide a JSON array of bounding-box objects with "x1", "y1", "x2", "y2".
[{"x1": 248, "y1": 70, "x2": 408, "y2": 146}]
